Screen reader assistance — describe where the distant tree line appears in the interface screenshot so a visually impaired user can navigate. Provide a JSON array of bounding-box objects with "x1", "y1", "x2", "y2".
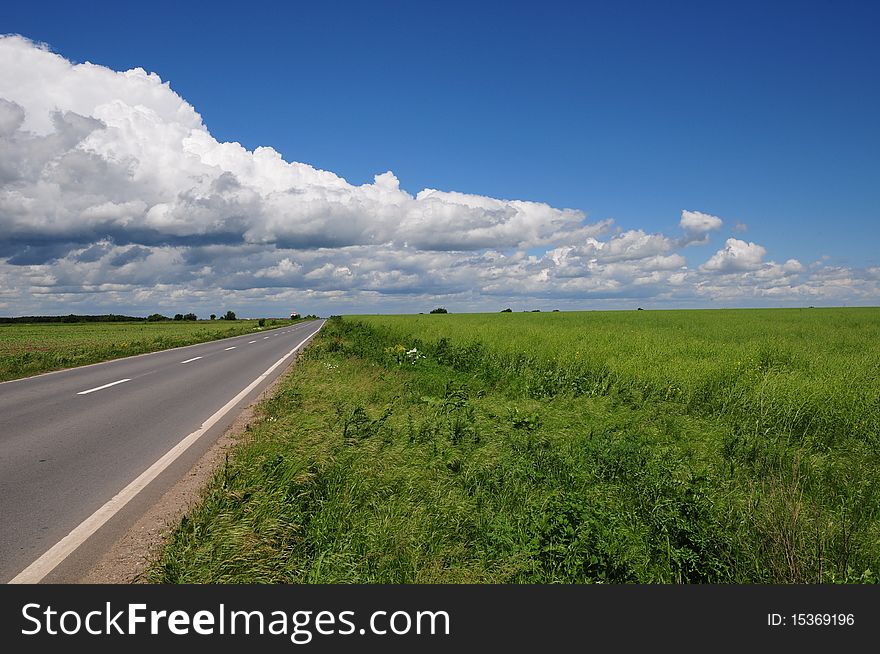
[
  {"x1": 0, "y1": 314, "x2": 146, "y2": 324},
  {"x1": 0, "y1": 312, "x2": 238, "y2": 323},
  {"x1": 0, "y1": 310, "x2": 272, "y2": 324},
  {"x1": 149, "y1": 313, "x2": 201, "y2": 321},
  {"x1": 149, "y1": 311, "x2": 235, "y2": 321}
]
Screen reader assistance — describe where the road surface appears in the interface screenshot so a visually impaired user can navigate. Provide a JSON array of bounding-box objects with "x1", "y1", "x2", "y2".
[{"x1": 0, "y1": 319, "x2": 324, "y2": 583}]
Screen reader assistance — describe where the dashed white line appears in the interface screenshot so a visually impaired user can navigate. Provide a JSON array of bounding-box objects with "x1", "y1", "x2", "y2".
[
  {"x1": 224, "y1": 347, "x2": 236, "y2": 351},
  {"x1": 248, "y1": 340, "x2": 257, "y2": 344},
  {"x1": 76, "y1": 379, "x2": 131, "y2": 395},
  {"x1": 9, "y1": 322, "x2": 324, "y2": 584},
  {"x1": 263, "y1": 337, "x2": 269, "y2": 340},
  {"x1": 180, "y1": 356, "x2": 202, "y2": 364}
]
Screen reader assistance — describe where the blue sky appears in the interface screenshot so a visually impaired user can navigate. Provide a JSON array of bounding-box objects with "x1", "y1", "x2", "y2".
[{"x1": 0, "y1": 1, "x2": 878, "y2": 315}]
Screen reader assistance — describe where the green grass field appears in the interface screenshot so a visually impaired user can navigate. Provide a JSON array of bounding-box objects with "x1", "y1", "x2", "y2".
[
  {"x1": 0, "y1": 319, "x2": 296, "y2": 382},
  {"x1": 149, "y1": 308, "x2": 880, "y2": 583},
  {"x1": 355, "y1": 308, "x2": 880, "y2": 449}
]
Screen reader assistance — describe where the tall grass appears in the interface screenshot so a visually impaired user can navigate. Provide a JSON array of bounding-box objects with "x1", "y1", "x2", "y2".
[
  {"x1": 150, "y1": 311, "x2": 880, "y2": 584},
  {"x1": 353, "y1": 308, "x2": 880, "y2": 450}
]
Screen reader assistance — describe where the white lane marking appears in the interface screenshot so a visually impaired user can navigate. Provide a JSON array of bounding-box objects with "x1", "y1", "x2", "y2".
[
  {"x1": 0, "y1": 326, "x2": 298, "y2": 387},
  {"x1": 76, "y1": 379, "x2": 131, "y2": 395},
  {"x1": 224, "y1": 347, "x2": 236, "y2": 351},
  {"x1": 248, "y1": 340, "x2": 257, "y2": 344},
  {"x1": 9, "y1": 322, "x2": 324, "y2": 584},
  {"x1": 263, "y1": 336, "x2": 269, "y2": 339},
  {"x1": 180, "y1": 356, "x2": 202, "y2": 364}
]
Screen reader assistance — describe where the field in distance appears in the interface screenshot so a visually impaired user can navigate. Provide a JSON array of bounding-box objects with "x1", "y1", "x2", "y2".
[
  {"x1": 0, "y1": 318, "x2": 298, "y2": 382},
  {"x1": 151, "y1": 307, "x2": 880, "y2": 583},
  {"x1": 356, "y1": 307, "x2": 880, "y2": 448}
]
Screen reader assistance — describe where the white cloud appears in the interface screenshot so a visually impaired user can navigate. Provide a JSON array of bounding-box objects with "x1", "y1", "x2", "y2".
[
  {"x1": 700, "y1": 238, "x2": 767, "y2": 272},
  {"x1": 254, "y1": 257, "x2": 302, "y2": 279},
  {"x1": 0, "y1": 97, "x2": 25, "y2": 135},
  {"x1": 0, "y1": 35, "x2": 597, "y2": 257},
  {"x1": 600, "y1": 230, "x2": 676, "y2": 262},
  {"x1": 0, "y1": 35, "x2": 876, "y2": 315},
  {"x1": 680, "y1": 210, "x2": 723, "y2": 234},
  {"x1": 679, "y1": 210, "x2": 723, "y2": 245},
  {"x1": 782, "y1": 259, "x2": 804, "y2": 273}
]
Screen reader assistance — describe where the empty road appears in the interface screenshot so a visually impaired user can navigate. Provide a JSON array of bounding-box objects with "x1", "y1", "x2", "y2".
[{"x1": 0, "y1": 319, "x2": 324, "y2": 583}]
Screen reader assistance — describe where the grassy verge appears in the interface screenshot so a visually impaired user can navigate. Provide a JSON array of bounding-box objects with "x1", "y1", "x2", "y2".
[
  {"x1": 0, "y1": 319, "x2": 299, "y2": 382},
  {"x1": 149, "y1": 316, "x2": 879, "y2": 583}
]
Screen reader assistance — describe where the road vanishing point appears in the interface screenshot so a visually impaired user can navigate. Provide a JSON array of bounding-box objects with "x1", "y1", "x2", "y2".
[{"x1": 0, "y1": 319, "x2": 324, "y2": 583}]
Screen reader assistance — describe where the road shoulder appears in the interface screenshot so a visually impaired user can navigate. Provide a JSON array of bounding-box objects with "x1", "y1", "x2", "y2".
[{"x1": 76, "y1": 360, "x2": 296, "y2": 584}]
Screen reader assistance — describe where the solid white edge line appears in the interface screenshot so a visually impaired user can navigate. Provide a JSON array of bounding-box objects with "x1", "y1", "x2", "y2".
[
  {"x1": 76, "y1": 379, "x2": 131, "y2": 395},
  {"x1": 9, "y1": 322, "x2": 323, "y2": 584},
  {"x1": 180, "y1": 356, "x2": 203, "y2": 364}
]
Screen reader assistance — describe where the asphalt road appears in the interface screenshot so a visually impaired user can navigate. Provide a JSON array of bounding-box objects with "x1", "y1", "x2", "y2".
[{"x1": 0, "y1": 319, "x2": 324, "y2": 583}]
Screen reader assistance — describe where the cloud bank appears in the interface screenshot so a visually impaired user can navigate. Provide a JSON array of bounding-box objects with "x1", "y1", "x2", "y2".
[{"x1": 0, "y1": 35, "x2": 876, "y2": 315}]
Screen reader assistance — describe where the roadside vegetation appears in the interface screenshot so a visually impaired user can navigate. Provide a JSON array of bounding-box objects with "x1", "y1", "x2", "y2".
[
  {"x1": 150, "y1": 309, "x2": 880, "y2": 583},
  {"x1": 0, "y1": 318, "x2": 300, "y2": 382}
]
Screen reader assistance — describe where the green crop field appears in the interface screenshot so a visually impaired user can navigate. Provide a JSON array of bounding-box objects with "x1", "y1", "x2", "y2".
[
  {"x1": 0, "y1": 319, "x2": 296, "y2": 382},
  {"x1": 151, "y1": 308, "x2": 880, "y2": 583},
  {"x1": 355, "y1": 308, "x2": 880, "y2": 449}
]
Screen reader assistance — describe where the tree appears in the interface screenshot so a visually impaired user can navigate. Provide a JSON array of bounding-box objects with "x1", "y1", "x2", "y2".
[
  {"x1": 147, "y1": 313, "x2": 169, "y2": 321},
  {"x1": 258, "y1": 318, "x2": 266, "y2": 327},
  {"x1": 224, "y1": 310, "x2": 237, "y2": 321},
  {"x1": 210, "y1": 314, "x2": 216, "y2": 320},
  {"x1": 173, "y1": 313, "x2": 184, "y2": 321},
  {"x1": 501, "y1": 308, "x2": 512, "y2": 312},
  {"x1": 184, "y1": 313, "x2": 197, "y2": 321},
  {"x1": 429, "y1": 307, "x2": 448, "y2": 314}
]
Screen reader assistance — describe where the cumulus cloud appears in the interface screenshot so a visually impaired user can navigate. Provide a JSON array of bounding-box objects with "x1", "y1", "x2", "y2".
[
  {"x1": 700, "y1": 238, "x2": 767, "y2": 272},
  {"x1": 0, "y1": 35, "x2": 593, "y2": 259},
  {"x1": 681, "y1": 210, "x2": 723, "y2": 234},
  {"x1": 0, "y1": 35, "x2": 877, "y2": 315},
  {"x1": 0, "y1": 97, "x2": 25, "y2": 135},
  {"x1": 679, "y1": 210, "x2": 723, "y2": 245}
]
